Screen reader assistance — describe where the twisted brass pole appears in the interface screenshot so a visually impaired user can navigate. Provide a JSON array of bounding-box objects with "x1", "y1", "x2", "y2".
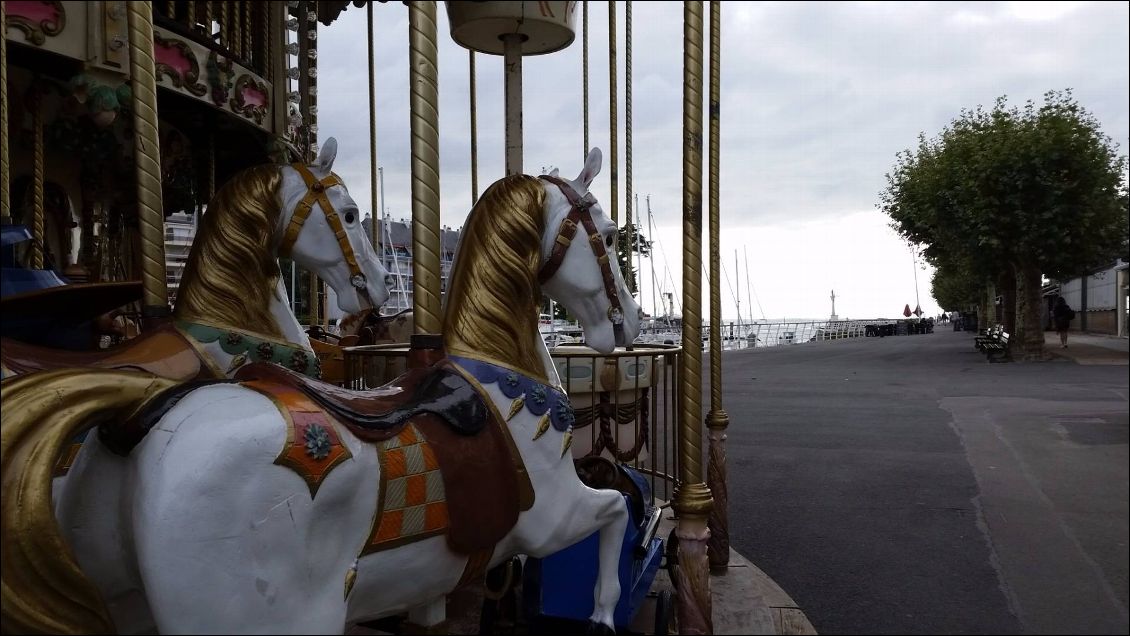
[
  {"x1": 127, "y1": 1, "x2": 170, "y2": 317},
  {"x1": 261, "y1": 1, "x2": 271, "y2": 80},
  {"x1": 31, "y1": 87, "x2": 44, "y2": 268},
  {"x1": 408, "y1": 1, "x2": 442, "y2": 335},
  {"x1": 705, "y1": 0, "x2": 731, "y2": 574},
  {"x1": 368, "y1": 2, "x2": 378, "y2": 247},
  {"x1": 0, "y1": 0, "x2": 8, "y2": 222},
  {"x1": 625, "y1": 0, "x2": 631, "y2": 228},
  {"x1": 607, "y1": 0, "x2": 617, "y2": 223},
  {"x1": 219, "y1": 1, "x2": 228, "y2": 52},
  {"x1": 243, "y1": 1, "x2": 252, "y2": 66},
  {"x1": 673, "y1": 2, "x2": 713, "y2": 633},
  {"x1": 469, "y1": 50, "x2": 478, "y2": 203},
  {"x1": 582, "y1": 0, "x2": 589, "y2": 160}
]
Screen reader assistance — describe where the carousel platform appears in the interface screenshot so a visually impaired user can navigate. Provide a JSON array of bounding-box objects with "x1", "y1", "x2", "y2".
[{"x1": 348, "y1": 509, "x2": 817, "y2": 635}]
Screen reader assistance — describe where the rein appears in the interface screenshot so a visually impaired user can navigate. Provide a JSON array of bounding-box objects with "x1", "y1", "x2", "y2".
[
  {"x1": 537, "y1": 175, "x2": 626, "y2": 345},
  {"x1": 278, "y1": 163, "x2": 367, "y2": 291}
]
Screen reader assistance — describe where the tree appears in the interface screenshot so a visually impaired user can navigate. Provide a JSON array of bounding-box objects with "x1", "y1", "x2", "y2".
[
  {"x1": 616, "y1": 222, "x2": 652, "y2": 297},
  {"x1": 930, "y1": 255, "x2": 982, "y2": 313},
  {"x1": 880, "y1": 90, "x2": 1128, "y2": 359}
]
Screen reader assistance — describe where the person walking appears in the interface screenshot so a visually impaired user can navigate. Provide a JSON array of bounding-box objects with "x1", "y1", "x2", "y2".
[{"x1": 1052, "y1": 297, "x2": 1076, "y2": 348}]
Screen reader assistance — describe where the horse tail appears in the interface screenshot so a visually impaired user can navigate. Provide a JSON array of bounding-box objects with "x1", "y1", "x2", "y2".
[{"x1": 1, "y1": 369, "x2": 178, "y2": 634}]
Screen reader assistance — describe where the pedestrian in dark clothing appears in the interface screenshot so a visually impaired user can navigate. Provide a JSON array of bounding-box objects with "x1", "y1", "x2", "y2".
[{"x1": 1052, "y1": 297, "x2": 1076, "y2": 348}]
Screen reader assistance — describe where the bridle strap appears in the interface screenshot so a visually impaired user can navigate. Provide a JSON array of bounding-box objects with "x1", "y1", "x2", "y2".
[
  {"x1": 280, "y1": 163, "x2": 367, "y2": 288},
  {"x1": 538, "y1": 175, "x2": 626, "y2": 335}
]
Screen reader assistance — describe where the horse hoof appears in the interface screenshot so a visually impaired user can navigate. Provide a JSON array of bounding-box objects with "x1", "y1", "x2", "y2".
[{"x1": 587, "y1": 620, "x2": 616, "y2": 636}]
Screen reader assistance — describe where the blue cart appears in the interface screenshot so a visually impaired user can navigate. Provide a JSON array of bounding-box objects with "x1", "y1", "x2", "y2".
[{"x1": 519, "y1": 459, "x2": 671, "y2": 634}]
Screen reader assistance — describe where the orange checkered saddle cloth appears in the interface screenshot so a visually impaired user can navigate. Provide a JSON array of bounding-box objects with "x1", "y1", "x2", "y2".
[{"x1": 232, "y1": 360, "x2": 533, "y2": 556}]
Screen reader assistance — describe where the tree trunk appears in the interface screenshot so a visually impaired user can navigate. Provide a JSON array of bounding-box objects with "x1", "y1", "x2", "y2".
[
  {"x1": 1013, "y1": 261, "x2": 1045, "y2": 361},
  {"x1": 998, "y1": 269, "x2": 1017, "y2": 334},
  {"x1": 978, "y1": 280, "x2": 995, "y2": 330}
]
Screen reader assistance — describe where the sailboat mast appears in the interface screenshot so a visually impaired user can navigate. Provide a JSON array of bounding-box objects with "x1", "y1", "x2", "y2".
[
  {"x1": 635, "y1": 193, "x2": 642, "y2": 304},
  {"x1": 647, "y1": 195, "x2": 659, "y2": 319},
  {"x1": 735, "y1": 249, "x2": 741, "y2": 330},
  {"x1": 744, "y1": 246, "x2": 755, "y2": 323}
]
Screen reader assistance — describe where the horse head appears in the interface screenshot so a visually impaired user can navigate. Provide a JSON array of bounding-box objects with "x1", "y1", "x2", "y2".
[
  {"x1": 538, "y1": 148, "x2": 642, "y2": 353},
  {"x1": 278, "y1": 138, "x2": 393, "y2": 315}
]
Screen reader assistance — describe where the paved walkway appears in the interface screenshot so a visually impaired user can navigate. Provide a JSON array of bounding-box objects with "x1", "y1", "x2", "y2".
[
  {"x1": 1046, "y1": 332, "x2": 1130, "y2": 365},
  {"x1": 719, "y1": 329, "x2": 1128, "y2": 634}
]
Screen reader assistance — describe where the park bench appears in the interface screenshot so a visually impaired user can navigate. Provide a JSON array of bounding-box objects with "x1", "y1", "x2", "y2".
[
  {"x1": 979, "y1": 330, "x2": 1009, "y2": 362},
  {"x1": 975, "y1": 325, "x2": 1004, "y2": 351}
]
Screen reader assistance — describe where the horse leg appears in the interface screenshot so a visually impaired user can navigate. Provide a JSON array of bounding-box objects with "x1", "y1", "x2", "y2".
[{"x1": 587, "y1": 488, "x2": 630, "y2": 630}]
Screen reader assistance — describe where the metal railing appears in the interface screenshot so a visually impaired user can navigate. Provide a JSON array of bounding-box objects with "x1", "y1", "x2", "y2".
[{"x1": 342, "y1": 343, "x2": 683, "y2": 502}]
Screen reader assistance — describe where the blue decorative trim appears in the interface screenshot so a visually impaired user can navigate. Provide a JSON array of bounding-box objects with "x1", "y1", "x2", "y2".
[{"x1": 449, "y1": 356, "x2": 574, "y2": 433}]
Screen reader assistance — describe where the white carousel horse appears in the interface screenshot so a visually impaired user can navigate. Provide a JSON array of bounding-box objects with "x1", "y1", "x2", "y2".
[
  {"x1": 0, "y1": 136, "x2": 392, "y2": 381},
  {"x1": 1, "y1": 138, "x2": 392, "y2": 506},
  {"x1": 1, "y1": 148, "x2": 642, "y2": 634}
]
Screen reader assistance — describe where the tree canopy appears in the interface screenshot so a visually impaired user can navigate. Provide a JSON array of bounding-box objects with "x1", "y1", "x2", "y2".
[{"x1": 879, "y1": 90, "x2": 1128, "y2": 358}]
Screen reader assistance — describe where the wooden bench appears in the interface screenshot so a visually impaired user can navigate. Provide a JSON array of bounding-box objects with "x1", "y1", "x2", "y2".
[
  {"x1": 974, "y1": 325, "x2": 1003, "y2": 351},
  {"x1": 980, "y1": 330, "x2": 1009, "y2": 362}
]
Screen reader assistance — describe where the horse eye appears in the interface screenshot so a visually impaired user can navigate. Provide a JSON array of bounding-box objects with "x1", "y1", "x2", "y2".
[
  {"x1": 344, "y1": 211, "x2": 356, "y2": 224},
  {"x1": 605, "y1": 233, "x2": 614, "y2": 248}
]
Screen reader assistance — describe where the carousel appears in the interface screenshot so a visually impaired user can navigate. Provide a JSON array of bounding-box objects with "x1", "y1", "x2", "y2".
[{"x1": 0, "y1": 1, "x2": 733, "y2": 634}]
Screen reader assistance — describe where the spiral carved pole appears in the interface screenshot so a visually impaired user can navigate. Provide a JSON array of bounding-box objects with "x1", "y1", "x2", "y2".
[
  {"x1": 705, "y1": 0, "x2": 731, "y2": 574},
  {"x1": 674, "y1": 2, "x2": 714, "y2": 634},
  {"x1": 127, "y1": 1, "x2": 170, "y2": 318},
  {"x1": 408, "y1": 1, "x2": 442, "y2": 335},
  {"x1": 607, "y1": 0, "x2": 617, "y2": 223},
  {"x1": 469, "y1": 50, "x2": 478, "y2": 203},
  {"x1": 31, "y1": 86, "x2": 44, "y2": 269},
  {"x1": 624, "y1": 0, "x2": 632, "y2": 228},
  {"x1": 1, "y1": 0, "x2": 10, "y2": 223},
  {"x1": 582, "y1": 0, "x2": 589, "y2": 160},
  {"x1": 368, "y1": 2, "x2": 379, "y2": 247}
]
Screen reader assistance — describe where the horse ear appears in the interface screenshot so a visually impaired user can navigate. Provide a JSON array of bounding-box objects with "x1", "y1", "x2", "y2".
[
  {"x1": 577, "y1": 147, "x2": 601, "y2": 187},
  {"x1": 315, "y1": 137, "x2": 338, "y2": 172},
  {"x1": 549, "y1": 167, "x2": 560, "y2": 179}
]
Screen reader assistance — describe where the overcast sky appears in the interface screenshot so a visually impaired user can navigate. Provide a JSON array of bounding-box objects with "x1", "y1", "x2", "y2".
[{"x1": 315, "y1": 1, "x2": 1129, "y2": 320}]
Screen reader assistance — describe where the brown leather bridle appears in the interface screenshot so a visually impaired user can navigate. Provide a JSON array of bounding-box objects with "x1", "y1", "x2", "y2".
[
  {"x1": 279, "y1": 163, "x2": 368, "y2": 291},
  {"x1": 538, "y1": 175, "x2": 627, "y2": 345}
]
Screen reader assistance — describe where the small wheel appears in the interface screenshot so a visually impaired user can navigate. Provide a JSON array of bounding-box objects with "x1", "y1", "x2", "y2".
[{"x1": 654, "y1": 589, "x2": 673, "y2": 636}]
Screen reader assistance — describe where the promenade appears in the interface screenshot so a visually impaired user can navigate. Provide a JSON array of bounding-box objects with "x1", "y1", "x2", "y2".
[{"x1": 721, "y1": 328, "x2": 1128, "y2": 634}]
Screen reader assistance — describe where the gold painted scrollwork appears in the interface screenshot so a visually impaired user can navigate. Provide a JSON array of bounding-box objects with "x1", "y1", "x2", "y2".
[
  {"x1": 229, "y1": 73, "x2": 269, "y2": 124},
  {"x1": 5, "y1": 0, "x2": 65, "y2": 46},
  {"x1": 153, "y1": 34, "x2": 208, "y2": 97}
]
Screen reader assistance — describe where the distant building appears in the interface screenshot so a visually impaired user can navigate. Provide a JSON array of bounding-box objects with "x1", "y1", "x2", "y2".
[
  {"x1": 1045, "y1": 259, "x2": 1129, "y2": 337},
  {"x1": 164, "y1": 211, "x2": 197, "y2": 305},
  {"x1": 324, "y1": 216, "x2": 459, "y2": 320}
]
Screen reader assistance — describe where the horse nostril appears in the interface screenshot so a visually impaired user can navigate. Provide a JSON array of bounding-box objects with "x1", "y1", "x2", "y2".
[{"x1": 384, "y1": 275, "x2": 395, "y2": 288}]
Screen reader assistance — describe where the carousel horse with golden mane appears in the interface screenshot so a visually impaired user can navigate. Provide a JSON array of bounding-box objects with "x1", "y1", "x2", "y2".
[
  {"x1": 0, "y1": 138, "x2": 392, "y2": 383},
  {"x1": 1, "y1": 148, "x2": 642, "y2": 634}
]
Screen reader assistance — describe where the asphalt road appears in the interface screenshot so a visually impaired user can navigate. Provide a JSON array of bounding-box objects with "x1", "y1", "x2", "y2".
[{"x1": 720, "y1": 329, "x2": 1128, "y2": 635}]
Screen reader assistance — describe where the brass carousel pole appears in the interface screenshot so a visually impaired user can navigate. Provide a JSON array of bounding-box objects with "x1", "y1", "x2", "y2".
[
  {"x1": 368, "y1": 2, "x2": 379, "y2": 247},
  {"x1": 0, "y1": 0, "x2": 8, "y2": 222},
  {"x1": 705, "y1": 0, "x2": 730, "y2": 574},
  {"x1": 408, "y1": 0, "x2": 442, "y2": 335},
  {"x1": 607, "y1": 0, "x2": 617, "y2": 223},
  {"x1": 582, "y1": 0, "x2": 589, "y2": 159},
  {"x1": 624, "y1": 0, "x2": 631, "y2": 229},
  {"x1": 469, "y1": 50, "x2": 478, "y2": 203},
  {"x1": 31, "y1": 85, "x2": 44, "y2": 268},
  {"x1": 674, "y1": 1, "x2": 713, "y2": 633},
  {"x1": 127, "y1": 1, "x2": 170, "y2": 319}
]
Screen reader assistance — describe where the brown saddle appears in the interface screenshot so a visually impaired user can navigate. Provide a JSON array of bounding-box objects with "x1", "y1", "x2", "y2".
[
  {"x1": 1, "y1": 322, "x2": 205, "y2": 381},
  {"x1": 233, "y1": 360, "x2": 532, "y2": 553}
]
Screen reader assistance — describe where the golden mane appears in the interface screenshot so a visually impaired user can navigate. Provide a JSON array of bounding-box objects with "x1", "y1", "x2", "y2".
[
  {"x1": 442, "y1": 174, "x2": 548, "y2": 380},
  {"x1": 174, "y1": 164, "x2": 285, "y2": 338}
]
